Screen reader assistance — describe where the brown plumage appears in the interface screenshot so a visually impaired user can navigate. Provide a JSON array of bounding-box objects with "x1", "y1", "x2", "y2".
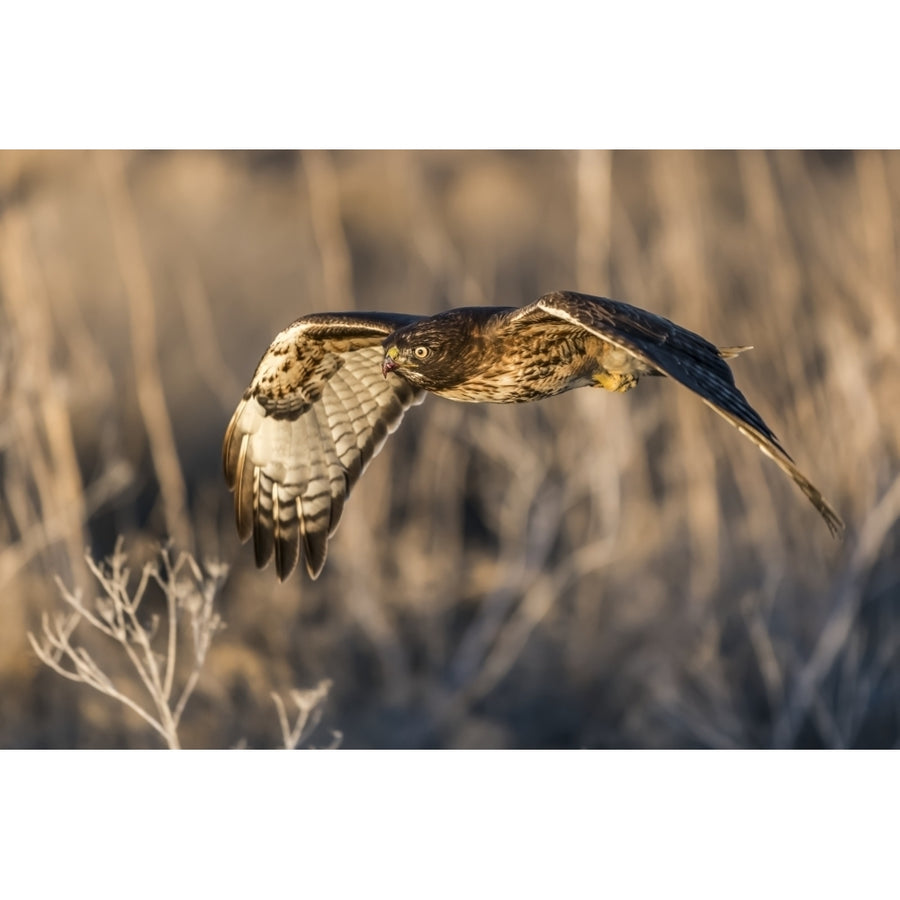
[{"x1": 224, "y1": 291, "x2": 844, "y2": 580}]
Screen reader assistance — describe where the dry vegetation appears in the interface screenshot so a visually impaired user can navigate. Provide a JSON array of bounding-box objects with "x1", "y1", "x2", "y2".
[{"x1": 0, "y1": 149, "x2": 897, "y2": 748}]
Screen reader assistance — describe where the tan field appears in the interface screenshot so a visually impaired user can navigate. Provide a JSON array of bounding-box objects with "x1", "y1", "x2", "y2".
[{"x1": 1, "y1": 149, "x2": 897, "y2": 748}]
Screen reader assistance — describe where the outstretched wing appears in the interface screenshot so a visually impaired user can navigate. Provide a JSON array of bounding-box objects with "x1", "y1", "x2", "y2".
[
  {"x1": 523, "y1": 291, "x2": 844, "y2": 537},
  {"x1": 223, "y1": 312, "x2": 426, "y2": 580}
]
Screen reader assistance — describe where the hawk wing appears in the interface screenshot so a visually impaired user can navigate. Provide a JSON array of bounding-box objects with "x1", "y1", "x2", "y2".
[
  {"x1": 519, "y1": 291, "x2": 844, "y2": 537},
  {"x1": 223, "y1": 312, "x2": 425, "y2": 580}
]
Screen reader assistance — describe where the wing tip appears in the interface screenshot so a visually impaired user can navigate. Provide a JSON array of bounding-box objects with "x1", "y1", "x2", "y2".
[
  {"x1": 304, "y1": 554, "x2": 326, "y2": 580},
  {"x1": 769, "y1": 442, "x2": 845, "y2": 540},
  {"x1": 821, "y1": 503, "x2": 846, "y2": 540}
]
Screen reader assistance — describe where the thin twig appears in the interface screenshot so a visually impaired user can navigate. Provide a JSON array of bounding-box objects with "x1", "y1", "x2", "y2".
[
  {"x1": 28, "y1": 540, "x2": 228, "y2": 749},
  {"x1": 271, "y1": 680, "x2": 332, "y2": 749}
]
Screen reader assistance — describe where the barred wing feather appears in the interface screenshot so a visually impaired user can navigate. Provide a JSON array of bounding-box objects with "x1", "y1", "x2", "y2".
[{"x1": 223, "y1": 314, "x2": 424, "y2": 580}]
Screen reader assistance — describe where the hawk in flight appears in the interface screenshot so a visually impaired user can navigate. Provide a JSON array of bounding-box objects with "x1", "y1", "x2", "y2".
[{"x1": 224, "y1": 291, "x2": 843, "y2": 580}]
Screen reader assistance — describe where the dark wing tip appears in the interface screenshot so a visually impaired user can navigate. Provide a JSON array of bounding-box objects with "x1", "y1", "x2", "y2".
[
  {"x1": 302, "y1": 525, "x2": 329, "y2": 580},
  {"x1": 827, "y1": 511, "x2": 846, "y2": 539},
  {"x1": 274, "y1": 531, "x2": 300, "y2": 581},
  {"x1": 795, "y1": 471, "x2": 845, "y2": 539},
  {"x1": 253, "y1": 519, "x2": 274, "y2": 568},
  {"x1": 804, "y1": 485, "x2": 845, "y2": 540}
]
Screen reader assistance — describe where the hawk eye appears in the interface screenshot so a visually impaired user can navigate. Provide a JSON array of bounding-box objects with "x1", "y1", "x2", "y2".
[{"x1": 413, "y1": 345, "x2": 430, "y2": 359}]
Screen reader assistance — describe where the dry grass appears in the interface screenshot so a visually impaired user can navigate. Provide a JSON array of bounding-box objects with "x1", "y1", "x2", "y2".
[{"x1": 1, "y1": 149, "x2": 897, "y2": 748}]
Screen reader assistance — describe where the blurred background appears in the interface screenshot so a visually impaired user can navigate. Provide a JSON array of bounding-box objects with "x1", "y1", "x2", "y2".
[{"x1": 0, "y1": 149, "x2": 897, "y2": 748}]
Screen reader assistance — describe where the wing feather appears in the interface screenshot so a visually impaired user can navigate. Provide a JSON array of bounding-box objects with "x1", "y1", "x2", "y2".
[
  {"x1": 233, "y1": 429, "x2": 253, "y2": 541},
  {"x1": 529, "y1": 291, "x2": 844, "y2": 537},
  {"x1": 223, "y1": 312, "x2": 426, "y2": 580}
]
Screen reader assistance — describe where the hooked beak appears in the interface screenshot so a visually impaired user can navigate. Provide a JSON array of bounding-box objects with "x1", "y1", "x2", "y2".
[{"x1": 382, "y1": 345, "x2": 400, "y2": 377}]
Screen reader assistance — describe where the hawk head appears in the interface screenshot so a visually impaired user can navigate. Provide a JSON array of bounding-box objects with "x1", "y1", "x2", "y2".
[
  {"x1": 381, "y1": 338, "x2": 449, "y2": 380},
  {"x1": 381, "y1": 309, "x2": 492, "y2": 391}
]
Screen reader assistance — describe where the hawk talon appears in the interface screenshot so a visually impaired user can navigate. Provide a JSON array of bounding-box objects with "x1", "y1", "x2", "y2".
[{"x1": 593, "y1": 371, "x2": 638, "y2": 393}]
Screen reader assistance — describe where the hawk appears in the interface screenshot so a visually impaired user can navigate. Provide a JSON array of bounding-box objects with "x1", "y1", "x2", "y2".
[{"x1": 223, "y1": 291, "x2": 843, "y2": 580}]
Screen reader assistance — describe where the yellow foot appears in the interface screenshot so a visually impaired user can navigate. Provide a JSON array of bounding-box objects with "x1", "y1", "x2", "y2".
[{"x1": 592, "y1": 371, "x2": 638, "y2": 393}]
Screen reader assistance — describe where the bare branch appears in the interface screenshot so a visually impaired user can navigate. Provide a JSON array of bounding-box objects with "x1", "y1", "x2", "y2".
[
  {"x1": 28, "y1": 540, "x2": 228, "y2": 749},
  {"x1": 271, "y1": 680, "x2": 333, "y2": 749}
]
